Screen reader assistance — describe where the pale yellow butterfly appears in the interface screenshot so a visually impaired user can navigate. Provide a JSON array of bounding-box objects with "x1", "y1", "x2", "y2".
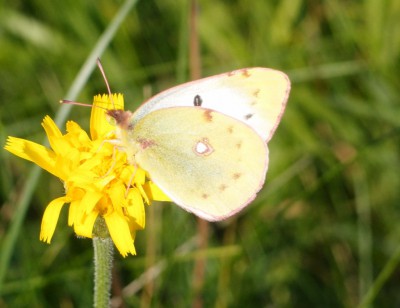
[{"x1": 106, "y1": 67, "x2": 290, "y2": 221}]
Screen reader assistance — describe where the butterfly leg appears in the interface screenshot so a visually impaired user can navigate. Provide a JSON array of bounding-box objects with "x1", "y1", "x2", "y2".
[{"x1": 125, "y1": 163, "x2": 138, "y2": 197}]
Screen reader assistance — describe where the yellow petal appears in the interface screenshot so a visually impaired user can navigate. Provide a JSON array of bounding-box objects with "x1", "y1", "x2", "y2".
[
  {"x1": 4, "y1": 137, "x2": 43, "y2": 161},
  {"x1": 67, "y1": 191, "x2": 102, "y2": 227},
  {"x1": 126, "y1": 189, "x2": 146, "y2": 229},
  {"x1": 4, "y1": 137, "x2": 64, "y2": 179},
  {"x1": 91, "y1": 94, "x2": 124, "y2": 140},
  {"x1": 137, "y1": 184, "x2": 150, "y2": 205},
  {"x1": 41, "y1": 116, "x2": 63, "y2": 149},
  {"x1": 40, "y1": 197, "x2": 67, "y2": 243},
  {"x1": 54, "y1": 148, "x2": 80, "y2": 178},
  {"x1": 49, "y1": 137, "x2": 74, "y2": 157},
  {"x1": 143, "y1": 181, "x2": 171, "y2": 202},
  {"x1": 107, "y1": 181, "x2": 127, "y2": 215},
  {"x1": 68, "y1": 200, "x2": 79, "y2": 226},
  {"x1": 66, "y1": 121, "x2": 91, "y2": 146},
  {"x1": 74, "y1": 210, "x2": 98, "y2": 238},
  {"x1": 81, "y1": 190, "x2": 104, "y2": 215},
  {"x1": 133, "y1": 168, "x2": 146, "y2": 185},
  {"x1": 104, "y1": 212, "x2": 136, "y2": 257}
]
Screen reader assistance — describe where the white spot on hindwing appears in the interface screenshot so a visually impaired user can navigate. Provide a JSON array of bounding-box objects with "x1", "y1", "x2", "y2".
[{"x1": 193, "y1": 138, "x2": 214, "y2": 156}]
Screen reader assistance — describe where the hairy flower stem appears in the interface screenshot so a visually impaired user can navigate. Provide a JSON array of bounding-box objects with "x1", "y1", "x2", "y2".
[{"x1": 93, "y1": 218, "x2": 114, "y2": 308}]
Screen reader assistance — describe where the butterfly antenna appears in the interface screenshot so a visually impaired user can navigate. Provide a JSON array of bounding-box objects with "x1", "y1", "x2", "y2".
[
  {"x1": 96, "y1": 58, "x2": 116, "y2": 109},
  {"x1": 60, "y1": 99, "x2": 107, "y2": 110}
]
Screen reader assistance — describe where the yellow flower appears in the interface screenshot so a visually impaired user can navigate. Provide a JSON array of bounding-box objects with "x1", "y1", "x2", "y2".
[{"x1": 4, "y1": 94, "x2": 169, "y2": 257}]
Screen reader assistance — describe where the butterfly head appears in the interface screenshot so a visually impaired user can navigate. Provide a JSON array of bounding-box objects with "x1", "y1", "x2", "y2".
[{"x1": 106, "y1": 109, "x2": 134, "y2": 130}]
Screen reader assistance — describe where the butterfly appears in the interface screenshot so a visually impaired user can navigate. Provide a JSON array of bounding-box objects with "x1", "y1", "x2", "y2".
[{"x1": 106, "y1": 66, "x2": 290, "y2": 221}]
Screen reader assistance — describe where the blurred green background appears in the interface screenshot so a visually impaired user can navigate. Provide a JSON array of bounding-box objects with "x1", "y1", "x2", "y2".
[{"x1": 1, "y1": 0, "x2": 400, "y2": 307}]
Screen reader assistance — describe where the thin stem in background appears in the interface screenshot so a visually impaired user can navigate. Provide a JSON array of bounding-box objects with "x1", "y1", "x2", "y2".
[
  {"x1": 188, "y1": 1, "x2": 209, "y2": 308},
  {"x1": 189, "y1": 0, "x2": 201, "y2": 81},
  {"x1": 140, "y1": 201, "x2": 158, "y2": 308},
  {"x1": 354, "y1": 166, "x2": 372, "y2": 303},
  {"x1": 358, "y1": 244, "x2": 400, "y2": 308}
]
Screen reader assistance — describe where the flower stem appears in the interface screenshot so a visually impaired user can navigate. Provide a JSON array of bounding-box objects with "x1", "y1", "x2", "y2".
[{"x1": 93, "y1": 234, "x2": 114, "y2": 307}]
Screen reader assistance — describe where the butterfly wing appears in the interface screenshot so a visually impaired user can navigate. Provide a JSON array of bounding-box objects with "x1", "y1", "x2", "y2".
[
  {"x1": 130, "y1": 107, "x2": 268, "y2": 221},
  {"x1": 131, "y1": 68, "x2": 290, "y2": 142}
]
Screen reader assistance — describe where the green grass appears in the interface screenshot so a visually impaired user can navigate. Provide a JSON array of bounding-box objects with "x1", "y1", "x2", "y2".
[{"x1": 1, "y1": 0, "x2": 400, "y2": 307}]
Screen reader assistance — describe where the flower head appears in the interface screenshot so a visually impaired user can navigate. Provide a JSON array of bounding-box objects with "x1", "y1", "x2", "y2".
[{"x1": 4, "y1": 94, "x2": 169, "y2": 257}]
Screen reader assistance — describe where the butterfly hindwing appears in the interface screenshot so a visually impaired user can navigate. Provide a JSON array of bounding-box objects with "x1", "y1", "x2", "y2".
[{"x1": 130, "y1": 107, "x2": 269, "y2": 221}]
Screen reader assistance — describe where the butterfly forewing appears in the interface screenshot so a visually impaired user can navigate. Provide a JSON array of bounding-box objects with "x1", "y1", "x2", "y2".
[{"x1": 131, "y1": 68, "x2": 290, "y2": 142}]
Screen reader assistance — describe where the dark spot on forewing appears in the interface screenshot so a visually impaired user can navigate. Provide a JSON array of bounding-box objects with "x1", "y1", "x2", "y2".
[
  {"x1": 245, "y1": 113, "x2": 253, "y2": 120},
  {"x1": 194, "y1": 95, "x2": 203, "y2": 106}
]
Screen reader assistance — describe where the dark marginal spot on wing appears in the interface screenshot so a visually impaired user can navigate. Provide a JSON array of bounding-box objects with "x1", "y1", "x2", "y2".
[
  {"x1": 227, "y1": 126, "x2": 234, "y2": 134},
  {"x1": 202, "y1": 193, "x2": 209, "y2": 199},
  {"x1": 245, "y1": 113, "x2": 254, "y2": 120},
  {"x1": 193, "y1": 94, "x2": 203, "y2": 106},
  {"x1": 232, "y1": 172, "x2": 242, "y2": 180},
  {"x1": 219, "y1": 184, "x2": 227, "y2": 192},
  {"x1": 253, "y1": 89, "x2": 260, "y2": 97},
  {"x1": 241, "y1": 69, "x2": 251, "y2": 78},
  {"x1": 236, "y1": 141, "x2": 242, "y2": 149},
  {"x1": 203, "y1": 109, "x2": 213, "y2": 122}
]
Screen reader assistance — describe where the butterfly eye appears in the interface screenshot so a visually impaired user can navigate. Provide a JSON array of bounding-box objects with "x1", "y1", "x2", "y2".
[{"x1": 193, "y1": 95, "x2": 203, "y2": 107}]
